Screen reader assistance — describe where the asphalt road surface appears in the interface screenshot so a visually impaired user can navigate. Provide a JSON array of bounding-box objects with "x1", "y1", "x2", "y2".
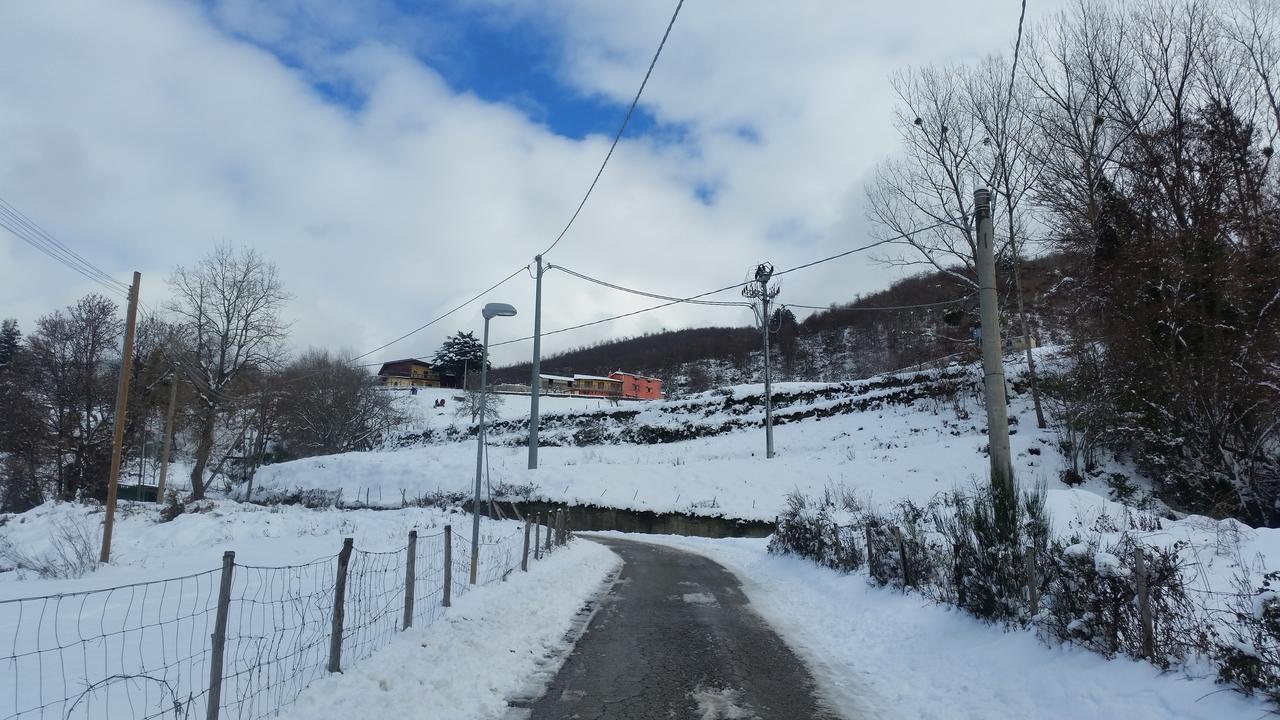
[{"x1": 516, "y1": 536, "x2": 843, "y2": 720}]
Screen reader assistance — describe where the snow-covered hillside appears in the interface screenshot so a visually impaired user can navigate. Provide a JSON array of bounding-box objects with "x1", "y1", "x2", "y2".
[{"x1": 260, "y1": 357, "x2": 1076, "y2": 520}]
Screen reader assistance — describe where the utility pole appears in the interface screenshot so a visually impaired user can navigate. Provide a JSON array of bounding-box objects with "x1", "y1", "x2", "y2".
[
  {"x1": 100, "y1": 271, "x2": 141, "y2": 564},
  {"x1": 472, "y1": 302, "x2": 516, "y2": 584},
  {"x1": 974, "y1": 189, "x2": 1013, "y2": 489},
  {"x1": 155, "y1": 378, "x2": 178, "y2": 502},
  {"x1": 528, "y1": 255, "x2": 544, "y2": 469},
  {"x1": 742, "y1": 263, "x2": 779, "y2": 459}
]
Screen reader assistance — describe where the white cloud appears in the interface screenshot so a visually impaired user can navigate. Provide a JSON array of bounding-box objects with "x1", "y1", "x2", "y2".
[{"x1": 0, "y1": 0, "x2": 1057, "y2": 367}]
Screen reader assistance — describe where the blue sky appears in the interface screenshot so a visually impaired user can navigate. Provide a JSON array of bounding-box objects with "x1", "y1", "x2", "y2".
[
  {"x1": 1, "y1": 0, "x2": 1046, "y2": 363},
  {"x1": 203, "y1": 0, "x2": 661, "y2": 141}
]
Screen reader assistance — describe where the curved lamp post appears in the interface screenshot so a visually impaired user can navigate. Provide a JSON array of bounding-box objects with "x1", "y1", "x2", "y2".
[{"x1": 470, "y1": 302, "x2": 517, "y2": 584}]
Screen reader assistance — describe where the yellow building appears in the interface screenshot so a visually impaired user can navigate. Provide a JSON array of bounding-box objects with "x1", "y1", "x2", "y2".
[{"x1": 376, "y1": 359, "x2": 441, "y2": 388}]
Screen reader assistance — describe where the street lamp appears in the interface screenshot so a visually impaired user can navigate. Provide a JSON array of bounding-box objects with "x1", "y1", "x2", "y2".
[{"x1": 470, "y1": 302, "x2": 517, "y2": 584}]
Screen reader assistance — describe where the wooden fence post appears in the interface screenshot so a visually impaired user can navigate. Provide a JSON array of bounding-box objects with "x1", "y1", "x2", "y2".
[
  {"x1": 1134, "y1": 546, "x2": 1154, "y2": 659},
  {"x1": 403, "y1": 530, "x2": 417, "y2": 630},
  {"x1": 534, "y1": 514, "x2": 542, "y2": 560},
  {"x1": 206, "y1": 550, "x2": 235, "y2": 720},
  {"x1": 522, "y1": 518, "x2": 531, "y2": 572},
  {"x1": 328, "y1": 538, "x2": 354, "y2": 673},
  {"x1": 544, "y1": 513, "x2": 553, "y2": 552},
  {"x1": 556, "y1": 509, "x2": 565, "y2": 545},
  {"x1": 895, "y1": 527, "x2": 912, "y2": 588},
  {"x1": 443, "y1": 526, "x2": 453, "y2": 608},
  {"x1": 1025, "y1": 546, "x2": 1039, "y2": 618}
]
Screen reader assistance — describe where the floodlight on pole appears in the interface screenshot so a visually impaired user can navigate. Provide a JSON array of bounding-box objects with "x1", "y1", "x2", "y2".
[{"x1": 470, "y1": 302, "x2": 517, "y2": 585}]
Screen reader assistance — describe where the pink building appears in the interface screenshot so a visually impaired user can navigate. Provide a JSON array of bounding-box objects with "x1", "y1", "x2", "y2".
[{"x1": 609, "y1": 371, "x2": 662, "y2": 400}]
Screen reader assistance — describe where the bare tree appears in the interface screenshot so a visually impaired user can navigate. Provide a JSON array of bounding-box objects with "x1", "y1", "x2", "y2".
[
  {"x1": 455, "y1": 388, "x2": 504, "y2": 425},
  {"x1": 275, "y1": 350, "x2": 402, "y2": 459},
  {"x1": 1222, "y1": 0, "x2": 1280, "y2": 157},
  {"x1": 967, "y1": 55, "x2": 1049, "y2": 427},
  {"x1": 867, "y1": 64, "x2": 985, "y2": 287},
  {"x1": 167, "y1": 246, "x2": 288, "y2": 500},
  {"x1": 29, "y1": 295, "x2": 122, "y2": 500},
  {"x1": 1024, "y1": 0, "x2": 1147, "y2": 238}
]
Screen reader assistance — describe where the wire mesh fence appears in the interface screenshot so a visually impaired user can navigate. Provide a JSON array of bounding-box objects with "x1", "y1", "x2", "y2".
[{"x1": 1, "y1": 510, "x2": 574, "y2": 720}]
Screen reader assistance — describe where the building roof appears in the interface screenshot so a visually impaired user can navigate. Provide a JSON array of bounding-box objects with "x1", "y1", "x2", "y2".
[
  {"x1": 573, "y1": 374, "x2": 622, "y2": 383},
  {"x1": 610, "y1": 370, "x2": 661, "y2": 382},
  {"x1": 540, "y1": 374, "x2": 573, "y2": 382},
  {"x1": 377, "y1": 358, "x2": 433, "y2": 375}
]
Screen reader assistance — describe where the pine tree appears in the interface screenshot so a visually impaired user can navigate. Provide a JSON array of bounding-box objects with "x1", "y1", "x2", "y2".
[
  {"x1": 0, "y1": 319, "x2": 20, "y2": 367},
  {"x1": 432, "y1": 331, "x2": 486, "y2": 377}
]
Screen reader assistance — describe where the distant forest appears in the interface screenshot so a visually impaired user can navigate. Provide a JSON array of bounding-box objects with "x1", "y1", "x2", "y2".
[{"x1": 491, "y1": 253, "x2": 1074, "y2": 392}]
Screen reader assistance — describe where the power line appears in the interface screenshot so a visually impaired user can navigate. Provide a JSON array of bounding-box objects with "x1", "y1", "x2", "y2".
[
  {"x1": 538, "y1": 0, "x2": 685, "y2": 258},
  {"x1": 783, "y1": 294, "x2": 974, "y2": 312},
  {"x1": 490, "y1": 295, "x2": 739, "y2": 349},
  {"x1": 548, "y1": 263, "x2": 754, "y2": 308},
  {"x1": 492, "y1": 220, "x2": 953, "y2": 349},
  {"x1": 772, "y1": 220, "x2": 949, "y2": 278},
  {"x1": 348, "y1": 264, "x2": 530, "y2": 363},
  {"x1": 0, "y1": 197, "x2": 132, "y2": 297},
  {"x1": 1006, "y1": 0, "x2": 1028, "y2": 111}
]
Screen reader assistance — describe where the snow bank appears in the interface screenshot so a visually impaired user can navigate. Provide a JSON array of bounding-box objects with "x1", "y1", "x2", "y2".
[
  {"x1": 276, "y1": 539, "x2": 620, "y2": 720},
  {"x1": 618, "y1": 533, "x2": 1268, "y2": 719}
]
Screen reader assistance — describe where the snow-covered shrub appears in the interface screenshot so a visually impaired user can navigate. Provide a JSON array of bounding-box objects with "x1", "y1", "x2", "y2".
[
  {"x1": 159, "y1": 489, "x2": 185, "y2": 522},
  {"x1": 0, "y1": 512, "x2": 99, "y2": 578},
  {"x1": 1038, "y1": 536, "x2": 1197, "y2": 668},
  {"x1": 1213, "y1": 570, "x2": 1280, "y2": 703},
  {"x1": 768, "y1": 488, "x2": 863, "y2": 573},
  {"x1": 932, "y1": 483, "x2": 1048, "y2": 622}
]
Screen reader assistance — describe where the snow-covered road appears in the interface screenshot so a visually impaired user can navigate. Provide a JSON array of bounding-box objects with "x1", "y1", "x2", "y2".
[
  {"x1": 622, "y1": 533, "x2": 1270, "y2": 720},
  {"x1": 522, "y1": 537, "x2": 840, "y2": 719}
]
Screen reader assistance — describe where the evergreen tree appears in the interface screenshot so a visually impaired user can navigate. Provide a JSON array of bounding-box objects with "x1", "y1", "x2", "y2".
[
  {"x1": 432, "y1": 331, "x2": 486, "y2": 378},
  {"x1": 0, "y1": 319, "x2": 20, "y2": 367}
]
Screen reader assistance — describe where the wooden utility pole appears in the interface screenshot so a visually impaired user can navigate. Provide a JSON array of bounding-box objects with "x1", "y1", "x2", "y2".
[
  {"x1": 973, "y1": 189, "x2": 1013, "y2": 488},
  {"x1": 155, "y1": 378, "x2": 179, "y2": 502},
  {"x1": 100, "y1": 271, "x2": 141, "y2": 564}
]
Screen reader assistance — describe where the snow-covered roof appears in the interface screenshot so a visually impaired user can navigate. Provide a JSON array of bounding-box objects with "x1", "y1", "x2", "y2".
[
  {"x1": 540, "y1": 374, "x2": 573, "y2": 382},
  {"x1": 573, "y1": 374, "x2": 621, "y2": 382},
  {"x1": 610, "y1": 370, "x2": 661, "y2": 382}
]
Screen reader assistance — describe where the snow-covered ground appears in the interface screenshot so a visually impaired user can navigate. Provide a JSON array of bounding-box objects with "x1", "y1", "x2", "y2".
[
  {"x1": 618, "y1": 533, "x2": 1270, "y2": 719},
  {"x1": 0, "y1": 500, "x2": 568, "y2": 720},
  {"x1": 262, "y1": 363, "x2": 1075, "y2": 521},
  {"x1": 0, "y1": 499, "x2": 497, "y2": 596},
  {"x1": 277, "y1": 539, "x2": 620, "y2": 720},
  {"x1": 391, "y1": 385, "x2": 637, "y2": 430}
]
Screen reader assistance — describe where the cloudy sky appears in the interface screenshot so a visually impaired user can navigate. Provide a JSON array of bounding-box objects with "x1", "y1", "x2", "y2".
[{"x1": 0, "y1": 0, "x2": 1044, "y2": 366}]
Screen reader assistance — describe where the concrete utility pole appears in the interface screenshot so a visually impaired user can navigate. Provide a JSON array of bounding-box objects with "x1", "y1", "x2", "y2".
[
  {"x1": 100, "y1": 271, "x2": 141, "y2": 564},
  {"x1": 472, "y1": 302, "x2": 516, "y2": 584},
  {"x1": 155, "y1": 378, "x2": 178, "y2": 502},
  {"x1": 528, "y1": 255, "x2": 544, "y2": 469},
  {"x1": 742, "y1": 263, "x2": 779, "y2": 459},
  {"x1": 974, "y1": 189, "x2": 1013, "y2": 487}
]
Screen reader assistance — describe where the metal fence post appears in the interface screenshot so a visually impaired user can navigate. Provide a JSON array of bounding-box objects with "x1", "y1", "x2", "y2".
[
  {"x1": 521, "y1": 518, "x2": 531, "y2": 572},
  {"x1": 403, "y1": 530, "x2": 417, "y2": 630},
  {"x1": 328, "y1": 538, "x2": 354, "y2": 673},
  {"x1": 206, "y1": 550, "x2": 235, "y2": 720},
  {"x1": 534, "y1": 514, "x2": 542, "y2": 560},
  {"x1": 443, "y1": 525, "x2": 453, "y2": 607},
  {"x1": 1135, "y1": 546, "x2": 1154, "y2": 659}
]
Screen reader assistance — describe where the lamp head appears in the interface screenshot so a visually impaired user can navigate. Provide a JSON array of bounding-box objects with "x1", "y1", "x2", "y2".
[{"x1": 482, "y1": 302, "x2": 517, "y2": 319}]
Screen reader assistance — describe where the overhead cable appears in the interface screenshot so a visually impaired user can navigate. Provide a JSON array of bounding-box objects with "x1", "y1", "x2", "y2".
[{"x1": 538, "y1": 0, "x2": 685, "y2": 258}]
